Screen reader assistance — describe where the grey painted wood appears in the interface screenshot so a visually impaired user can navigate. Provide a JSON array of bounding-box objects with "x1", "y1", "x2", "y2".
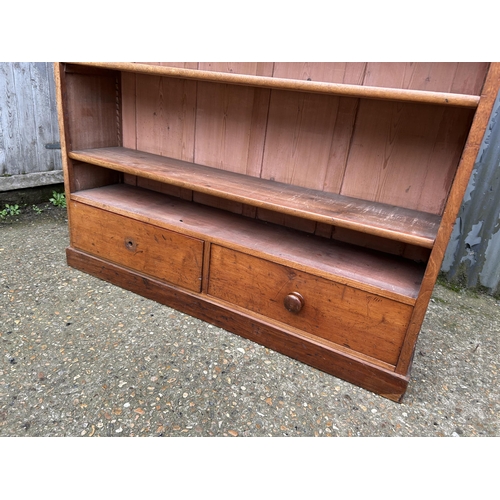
[{"x1": 0, "y1": 62, "x2": 62, "y2": 188}]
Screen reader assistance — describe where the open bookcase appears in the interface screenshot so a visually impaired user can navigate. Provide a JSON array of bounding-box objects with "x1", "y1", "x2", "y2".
[{"x1": 55, "y1": 62, "x2": 500, "y2": 401}]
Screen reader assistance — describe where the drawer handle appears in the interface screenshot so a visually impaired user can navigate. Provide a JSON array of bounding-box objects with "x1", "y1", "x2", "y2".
[{"x1": 284, "y1": 292, "x2": 304, "y2": 313}]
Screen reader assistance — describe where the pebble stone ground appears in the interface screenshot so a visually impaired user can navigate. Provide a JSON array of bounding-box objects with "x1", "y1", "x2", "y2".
[{"x1": 1, "y1": 203, "x2": 498, "y2": 438}]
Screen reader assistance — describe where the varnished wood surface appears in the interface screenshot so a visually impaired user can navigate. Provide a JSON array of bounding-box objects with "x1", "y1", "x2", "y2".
[
  {"x1": 340, "y1": 101, "x2": 474, "y2": 214},
  {"x1": 66, "y1": 247, "x2": 411, "y2": 401},
  {"x1": 117, "y1": 68, "x2": 476, "y2": 215},
  {"x1": 67, "y1": 62, "x2": 482, "y2": 107},
  {"x1": 70, "y1": 201, "x2": 204, "y2": 292},
  {"x1": 70, "y1": 183, "x2": 425, "y2": 303},
  {"x1": 69, "y1": 147, "x2": 441, "y2": 248},
  {"x1": 208, "y1": 245, "x2": 412, "y2": 365},
  {"x1": 62, "y1": 70, "x2": 121, "y2": 151}
]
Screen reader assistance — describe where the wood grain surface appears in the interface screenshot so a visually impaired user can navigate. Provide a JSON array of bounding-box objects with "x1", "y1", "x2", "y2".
[
  {"x1": 69, "y1": 147, "x2": 441, "y2": 248},
  {"x1": 70, "y1": 201, "x2": 204, "y2": 292},
  {"x1": 208, "y1": 245, "x2": 412, "y2": 365}
]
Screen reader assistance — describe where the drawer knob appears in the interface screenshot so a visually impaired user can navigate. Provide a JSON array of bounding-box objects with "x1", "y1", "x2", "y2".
[{"x1": 284, "y1": 292, "x2": 304, "y2": 313}]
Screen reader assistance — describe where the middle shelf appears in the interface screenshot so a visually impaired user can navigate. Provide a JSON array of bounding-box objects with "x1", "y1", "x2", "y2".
[{"x1": 69, "y1": 147, "x2": 441, "y2": 248}]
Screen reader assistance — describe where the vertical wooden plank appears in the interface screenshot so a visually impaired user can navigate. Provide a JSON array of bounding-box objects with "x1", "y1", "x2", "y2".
[
  {"x1": 123, "y1": 174, "x2": 137, "y2": 186},
  {"x1": 121, "y1": 72, "x2": 137, "y2": 149},
  {"x1": 0, "y1": 63, "x2": 14, "y2": 174},
  {"x1": 192, "y1": 192, "x2": 244, "y2": 214},
  {"x1": 194, "y1": 81, "x2": 270, "y2": 176},
  {"x1": 29, "y1": 62, "x2": 62, "y2": 173},
  {"x1": 363, "y1": 62, "x2": 488, "y2": 95},
  {"x1": 261, "y1": 90, "x2": 362, "y2": 194},
  {"x1": 255, "y1": 208, "x2": 317, "y2": 233},
  {"x1": 272, "y1": 62, "x2": 367, "y2": 84},
  {"x1": 45, "y1": 62, "x2": 63, "y2": 171},
  {"x1": 364, "y1": 62, "x2": 458, "y2": 91},
  {"x1": 3, "y1": 63, "x2": 34, "y2": 175},
  {"x1": 260, "y1": 63, "x2": 367, "y2": 194},
  {"x1": 29, "y1": 63, "x2": 49, "y2": 171},
  {"x1": 135, "y1": 75, "x2": 196, "y2": 161},
  {"x1": 340, "y1": 100, "x2": 474, "y2": 214},
  {"x1": 137, "y1": 176, "x2": 192, "y2": 200},
  {"x1": 200, "y1": 62, "x2": 274, "y2": 77},
  {"x1": 451, "y1": 63, "x2": 489, "y2": 95}
]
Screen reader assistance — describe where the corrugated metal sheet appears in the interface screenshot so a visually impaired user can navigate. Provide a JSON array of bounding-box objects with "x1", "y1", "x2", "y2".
[
  {"x1": 442, "y1": 90, "x2": 500, "y2": 296},
  {"x1": 0, "y1": 62, "x2": 62, "y2": 188}
]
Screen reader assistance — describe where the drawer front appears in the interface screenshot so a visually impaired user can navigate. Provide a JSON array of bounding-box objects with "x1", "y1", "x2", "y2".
[
  {"x1": 208, "y1": 245, "x2": 412, "y2": 365},
  {"x1": 70, "y1": 201, "x2": 204, "y2": 292}
]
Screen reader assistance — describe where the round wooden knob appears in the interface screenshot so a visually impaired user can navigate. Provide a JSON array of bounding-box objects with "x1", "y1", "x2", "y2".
[{"x1": 284, "y1": 292, "x2": 304, "y2": 313}]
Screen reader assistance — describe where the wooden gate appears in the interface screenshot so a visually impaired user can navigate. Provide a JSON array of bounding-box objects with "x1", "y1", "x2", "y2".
[{"x1": 0, "y1": 62, "x2": 62, "y2": 191}]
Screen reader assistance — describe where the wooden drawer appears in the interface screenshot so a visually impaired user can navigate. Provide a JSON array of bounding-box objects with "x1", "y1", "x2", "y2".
[
  {"x1": 69, "y1": 201, "x2": 204, "y2": 292},
  {"x1": 208, "y1": 245, "x2": 412, "y2": 365}
]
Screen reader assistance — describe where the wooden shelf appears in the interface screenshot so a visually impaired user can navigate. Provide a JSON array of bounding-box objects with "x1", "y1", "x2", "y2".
[
  {"x1": 69, "y1": 147, "x2": 441, "y2": 248},
  {"x1": 71, "y1": 183, "x2": 425, "y2": 304},
  {"x1": 66, "y1": 62, "x2": 481, "y2": 108}
]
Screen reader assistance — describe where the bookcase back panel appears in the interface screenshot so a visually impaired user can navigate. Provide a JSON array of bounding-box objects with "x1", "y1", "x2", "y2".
[
  {"x1": 259, "y1": 90, "x2": 356, "y2": 192},
  {"x1": 135, "y1": 75, "x2": 197, "y2": 161},
  {"x1": 341, "y1": 100, "x2": 474, "y2": 214},
  {"x1": 193, "y1": 83, "x2": 270, "y2": 176},
  {"x1": 272, "y1": 62, "x2": 367, "y2": 85},
  {"x1": 198, "y1": 62, "x2": 274, "y2": 77},
  {"x1": 120, "y1": 72, "x2": 475, "y2": 214},
  {"x1": 363, "y1": 62, "x2": 489, "y2": 94},
  {"x1": 140, "y1": 62, "x2": 489, "y2": 94}
]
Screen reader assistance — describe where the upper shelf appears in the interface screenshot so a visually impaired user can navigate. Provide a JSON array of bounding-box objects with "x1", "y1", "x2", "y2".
[
  {"x1": 66, "y1": 62, "x2": 481, "y2": 108},
  {"x1": 69, "y1": 147, "x2": 441, "y2": 248}
]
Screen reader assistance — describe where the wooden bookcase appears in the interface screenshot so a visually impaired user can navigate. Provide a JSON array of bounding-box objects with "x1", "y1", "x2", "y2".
[{"x1": 54, "y1": 62, "x2": 500, "y2": 401}]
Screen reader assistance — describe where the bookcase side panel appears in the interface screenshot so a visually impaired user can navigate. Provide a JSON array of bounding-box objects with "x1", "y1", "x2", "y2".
[{"x1": 63, "y1": 71, "x2": 121, "y2": 151}]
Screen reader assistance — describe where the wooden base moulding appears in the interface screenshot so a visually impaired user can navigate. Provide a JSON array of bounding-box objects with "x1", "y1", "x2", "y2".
[{"x1": 66, "y1": 247, "x2": 411, "y2": 402}]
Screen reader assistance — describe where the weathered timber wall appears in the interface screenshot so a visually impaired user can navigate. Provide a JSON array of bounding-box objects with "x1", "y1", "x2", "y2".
[{"x1": 0, "y1": 62, "x2": 62, "y2": 191}]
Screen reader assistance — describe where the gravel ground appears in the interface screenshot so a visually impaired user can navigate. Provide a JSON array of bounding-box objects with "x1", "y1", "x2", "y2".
[{"x1": 1, "y1": 203, "x2": 498, "y2": 438}]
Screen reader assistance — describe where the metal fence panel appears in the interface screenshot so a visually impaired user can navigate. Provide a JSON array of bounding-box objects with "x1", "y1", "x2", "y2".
[{"x1": 442, "y1": 91, "x2": 500, "y2": 295}]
